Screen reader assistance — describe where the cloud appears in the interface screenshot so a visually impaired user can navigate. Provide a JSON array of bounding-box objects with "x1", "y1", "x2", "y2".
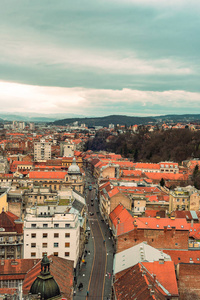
[
  {"x1": 0, "y1": 35, "x2": 194, "y2": 76},
  {"x1": 0, "y1": 81, "x2": 200, "y2": 116}
]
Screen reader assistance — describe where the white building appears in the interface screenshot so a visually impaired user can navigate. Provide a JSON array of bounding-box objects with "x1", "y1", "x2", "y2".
[
  {"x1": 23, "y1": 206, "x2": 80, "y2": 267},
  {"x1": 34, "y1": 139, "x2": 51, "y2": 161}
]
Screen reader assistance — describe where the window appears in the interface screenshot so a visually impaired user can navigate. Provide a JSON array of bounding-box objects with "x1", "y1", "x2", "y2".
[
  {"x1": 43, "y1": 224, "x2": 48, "y2": 228},
  {"x1": 54, "y1": 243, "x2": 59, "y2": 247},
  {"x1": 54, "y1": 224, "x2": 59, "y2": 228},
  {"x1": 31, "y1": 243, "x2": 36, "y2": 248},
  {"x1": 65, "y1": 242, "x2": 70, "y2": 247},
  {"x1": 42, "y1": 243, "x2": 48, "y2": 248},
  {"x1": 65, "y1": 224, "x2": 70, "y2": 228},
  {"x1": 177, "y1": 199, "x2": 179, "y2": 202},
  {"x1": 54, "y1": 233, "x2": 59, "y2": 238},
  {"x1": 31, "y1": 233, "x2": 36, "y2": 238},
  {"x1": 53, "y1": 252, "x2": 58, "y2": 256},
  {"x1": 31, "y1": 224, "x2": 36, "y2": 228},
  {"x1": 65, "y1": 233, "x2": 70, "y2": 238},
  {"x1": 43, "y1": 233, "x2": 48, "y2": 238},
  {"x1": 31, "y1": 252, "x2": 36, "y2": 257},
  {"x1": 157, "y1": 225, "x2": 159, "y2": 228},
  {"x1": 190, "y1": 258, "x2": 192, "y2": 261},
  {"x1": 65, "y1": 252, "x2": 70, "y2": 257}
]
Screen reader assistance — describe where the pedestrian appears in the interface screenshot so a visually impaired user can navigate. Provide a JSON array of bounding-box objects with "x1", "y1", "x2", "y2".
[{"x1": 87, "y1": 290, "x2": 89, "y2": 296}]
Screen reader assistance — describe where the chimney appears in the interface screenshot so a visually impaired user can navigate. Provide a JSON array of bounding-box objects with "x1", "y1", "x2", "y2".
[
  {"x1": 150, "y1": 290, "x2": 155, "y2": 296},
  {"x1": 171, "y1": 226, "x2": 176, "y2": 237},
  {"x1": 156, "y1": 215, "x2": 160, "y2": 219},
  {"x1": 159, "y1": 258, "x2": 164, "y2": 264},
  {"x1": 171, "y1": 216, "x2": 175, "y2": 220}
]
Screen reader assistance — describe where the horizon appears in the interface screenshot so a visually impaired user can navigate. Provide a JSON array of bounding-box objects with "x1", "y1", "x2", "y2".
[{"x1": 1, "y1": 1, "x2": 200, "y2": 115}]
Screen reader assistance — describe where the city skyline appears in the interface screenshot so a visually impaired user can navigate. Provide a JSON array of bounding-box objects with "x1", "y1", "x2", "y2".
[{"x1": 0, "y1": 0, "x2": 200, "y2": 117}]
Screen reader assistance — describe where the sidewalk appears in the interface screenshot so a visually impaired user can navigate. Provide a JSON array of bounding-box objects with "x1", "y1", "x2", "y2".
[
  {"x1": 74, "y1": 219, "x2": 95, "y2": 300},
  {"x1": 74, "y1": 203, "x2": 114, "y2": 299}
]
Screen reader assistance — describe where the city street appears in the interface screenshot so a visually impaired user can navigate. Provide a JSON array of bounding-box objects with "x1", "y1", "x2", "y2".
[{"x1": 74, "y1": 172, "x2": 114, "y2": 299}]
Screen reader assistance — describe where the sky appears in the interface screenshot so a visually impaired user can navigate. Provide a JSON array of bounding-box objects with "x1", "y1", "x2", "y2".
[{"x1": 0, "y1": 0, "x2": 200, "y2": 117}]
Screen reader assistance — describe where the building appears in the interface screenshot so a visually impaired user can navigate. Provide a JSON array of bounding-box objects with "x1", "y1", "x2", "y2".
[
  {"x1": 60, "y1": 141, "x2": 75, "y2": 157},
  {"x1": 0, "y1": 210, "x2": 23, "y2": 260},
  {"x1": 109, "y1": 204, "x2": 189, "y2": 253},
  {"x1": 23, "y1": 206, "x2": 80, "y2": 267},
  {"x1": 34, "y1": 139, "x2": 51, "y2": 161},
  {"x1": 169, "y1": 189, "x2": 190, "y2": 213},
  {"x1": 23, "y1": 255, "x2": 74, "y2": 299}
]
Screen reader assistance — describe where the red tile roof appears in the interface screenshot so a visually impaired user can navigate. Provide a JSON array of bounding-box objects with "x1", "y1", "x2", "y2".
[
  {"x1": 113, "y1": 262, "x2": 175, "y2": 300},
  {"x1": 142, "y1": 261, "x2": 178, "y2": 296},
  {"x1": 108, "y1": 187, "x2": 120, "y2": 198},
  {"x1": 163, "y1": 250, "x2": 200, "y2": 265},
  {"x1": 110, "y1": 204, "x2": 133, "y2": 227},
  {"x1": 110, "y1": 205, "x2": 189, "y2": 235},
  {"x1": 0, "y1": 259, "x2": 40, "y2": 280},
  {"x1": 0, "y1": 211, "x2": 23, "y2": 233},
  {"x1": 28, "y1": 171, "x2": 67, "y2": 179},
  {"x1": 23, "y1": 255, "x2": 74, "y2": 299}
]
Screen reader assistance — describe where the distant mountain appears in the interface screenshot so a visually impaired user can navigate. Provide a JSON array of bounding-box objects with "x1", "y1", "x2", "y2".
[
  {"x1": 53, "y1": 115, "x2": 156, "y2": 127},
  {"x1": 0, "y1": 113, "x2": 84, "y2": 123},
  {"x1": 154, "y1": 114, "x2": 200, "y2": 122}
]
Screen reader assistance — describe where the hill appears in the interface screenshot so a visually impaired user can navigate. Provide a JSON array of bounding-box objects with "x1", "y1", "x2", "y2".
[
  {"x1": 53, "y1": 115, "x2": 156, "y2": 127},
  {"x1": 154, "y1": 114, "x2": 200, "y2": 123}
]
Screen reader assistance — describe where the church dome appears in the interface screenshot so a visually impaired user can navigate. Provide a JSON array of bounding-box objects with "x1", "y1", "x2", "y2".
[
  {"x1": 29, "y1": 254, "x2": 61, "y2": 300},
  {"x1": 68, "y1": 157, "x2": 80, "y2": 174}
]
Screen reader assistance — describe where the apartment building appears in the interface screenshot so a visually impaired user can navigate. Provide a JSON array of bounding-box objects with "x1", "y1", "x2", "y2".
[
  {"x1": 34, "y1": 139, "x2": 51, "y2": 161},
  {"x1": 23, "y1": 206, "x2": 80, "y2": 267}
]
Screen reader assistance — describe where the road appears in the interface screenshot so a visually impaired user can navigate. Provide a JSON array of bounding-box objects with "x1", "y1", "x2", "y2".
[
  {"x1": 87, "y1": 187, "x2": 107, "y2": 299},
  {"x1": 74, "y1": 171, "x2": 113, "y2": 300}
]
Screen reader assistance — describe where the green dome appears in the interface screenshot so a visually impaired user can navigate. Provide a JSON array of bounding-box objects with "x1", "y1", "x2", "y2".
[
  {"x1": 29, "y1": 255, "x2": 61, "y2": 300},
  {"x1": 30, "y1": 274, "x2": 61, "y2": 300}
]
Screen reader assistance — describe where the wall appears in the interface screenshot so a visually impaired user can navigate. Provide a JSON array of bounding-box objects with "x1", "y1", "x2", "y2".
[
  {"x1": 116, "y1": 228, "x2": 189, "y2": 253},
  {"x1": 178, "y1": 263, "x2": 200, "y2": 300}
]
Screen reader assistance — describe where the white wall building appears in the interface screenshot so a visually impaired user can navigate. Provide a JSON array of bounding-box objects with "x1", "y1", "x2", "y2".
[
  {"x1": 23, "y1": 207, "x2": 80, "y2": 267},
  {"x1": 34, "y1": 139, "x2": 51, "y2": 161}
]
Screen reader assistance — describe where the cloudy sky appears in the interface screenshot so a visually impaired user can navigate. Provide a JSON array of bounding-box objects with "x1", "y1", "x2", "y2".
[{"x1": 0, "y1": 0, "x2": 200, "y2": 117}]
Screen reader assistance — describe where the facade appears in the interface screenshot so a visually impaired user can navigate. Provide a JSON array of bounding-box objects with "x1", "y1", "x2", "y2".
[
  {"x1": 34, "y1": 139, "x2": 51, "y2": 161},
  {"x1": 169, "y1": 189, "x2": 190, "y2": 213},
  {"x1": 60, "y1": 141, "x2": 75, "y2": 157},
  {"x1": 0, "y1": 211, "x2": 23, "y2": 260},
  {"x1": 23, "y1": 207, "x2": 80, "y2": 267}
]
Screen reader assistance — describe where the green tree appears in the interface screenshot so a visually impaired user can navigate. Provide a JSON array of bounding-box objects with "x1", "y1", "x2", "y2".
[{"x1": 160, "y1": 178, "x2": 165, "y2": 187}]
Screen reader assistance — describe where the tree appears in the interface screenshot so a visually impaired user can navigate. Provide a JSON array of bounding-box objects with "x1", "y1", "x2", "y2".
[{"x1": 160, "y1": 178, "x2": 165, "y2": 187}]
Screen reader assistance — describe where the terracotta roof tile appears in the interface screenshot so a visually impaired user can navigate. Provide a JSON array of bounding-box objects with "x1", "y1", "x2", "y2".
[{"x1": 163, "y1": 249, "x2": 200, "y2": 264}]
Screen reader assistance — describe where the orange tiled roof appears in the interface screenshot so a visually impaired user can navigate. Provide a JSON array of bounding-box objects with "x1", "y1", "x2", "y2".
[
  {"x1": 23, "y1": 255, "x2": 74, "y2": 298},
  {"x1": 163, "y1": 249, "x2": 200, "y2": 264},
  {"x1": 108, "y1": 187, "x2": 120, "y2": 198},
  {"x1": 28, "y1": 171, "x2": 67, "y2": 179},
  {"x1": 142, "y1": 261, "x2": 178, "y2": 296},
  {"x1": 134, "y1": 162, "x2": 160, "y2": 170}
]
